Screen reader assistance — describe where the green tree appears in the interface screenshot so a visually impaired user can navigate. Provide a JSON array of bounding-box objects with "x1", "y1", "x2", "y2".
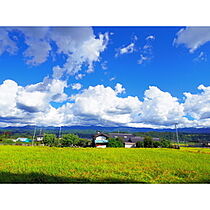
[
  {"x1": 107, "y1": 137, "x2": 124, "y2": 147},
  {"x1": 136, "y1": 141, "x2": 144, "y2": 148},
  {"x1": 153, "y1": 141, "x2": 161, "y2": 148},
  {"x1": 77, "y1": 138, "x2": 92, "y2": 147},
  {"x1": 60, "y1": 134, "x2": 80, "y2": 147},
  {"x1": 43, "y1": 134, "x2": 58, "y2": 147},
  {"x1": 160, "y1": 139, "x2": 172, "y2": 148},
  {"x1": 143, "y1": 136, "x2": 153, "y2": 148}
]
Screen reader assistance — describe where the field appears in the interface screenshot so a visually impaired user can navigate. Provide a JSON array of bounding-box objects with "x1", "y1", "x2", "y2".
[{"x1": 0, "y1": 145, "x2": 209, "y2": 183}]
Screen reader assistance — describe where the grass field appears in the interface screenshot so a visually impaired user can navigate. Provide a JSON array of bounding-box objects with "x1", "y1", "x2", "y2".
[{"x1": 0, "y1": 145, "x2": 209, "y2": 183}]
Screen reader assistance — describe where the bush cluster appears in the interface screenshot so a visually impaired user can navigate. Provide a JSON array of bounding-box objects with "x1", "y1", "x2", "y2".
[
  {"x1": 107, "y1": 137, "x2": 124, "y2": 148},
  {"x1": 43, "y1": 134, "x2": 92, "y2": 147},
  {"x1": 136, "y1": 136, "x2": 172, "y2": 148}
]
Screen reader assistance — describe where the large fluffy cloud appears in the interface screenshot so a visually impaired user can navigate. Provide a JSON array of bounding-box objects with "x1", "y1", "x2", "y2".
[
  {"x1": 16, "y1": 77, "x2": 67, "y2": 113},
  {"x1": 183, "y1": 85, "x2": 210, "y2": 120},
  {"x1": 1, "y1": 79, "x2": 210, "y2": 128},
  {"x1": 0, "y1": 27, "x2": 109, "y2": 78},
  {"x1": 49, "y1": 27, "x2": 109, "y2": 76},
  {"x1": 174, "y1": 27, "x2": 210, "y2": 53},
  {"x1": 138, "y1": 86, "x2": 185, "y2": 126},
  {"x1": 0, "y1": 80, "x2": 20, "y2": 117},
  {"x1": 69, "y1": 84, "x2": 142, "y2": 126}
]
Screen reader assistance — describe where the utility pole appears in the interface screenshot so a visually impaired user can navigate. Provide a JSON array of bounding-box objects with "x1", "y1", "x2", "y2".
[
  {"x1": 175, "y1": 123, "x2": 179, "y2": 146},
  {"x1": 32, "y1": 126, "x2": 37, "y2": 146},
  {"x1": 59, "y1": 126, "x2": 62, "y2": 138}
]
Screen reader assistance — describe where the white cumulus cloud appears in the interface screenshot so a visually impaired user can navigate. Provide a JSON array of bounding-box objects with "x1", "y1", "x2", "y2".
[
  {"x1": 138, "y1": 86, "x2": 185, "y2": 126},
  {"x1": 68, "y1": 84, "x2": 142, "y2": 126},
  {"x1": 115, "y1": 43, "x2": 135, "y2": 57},
  {"x1": 0, "y1": 27, "x2": 109, "y2": 79},
  {"x1": 173, "y1": 27, "x2": 210, "y2": 53},
  {"x1": 115, "y1": 83, "x2": 125, "y2": 94},
  {"x1": 183, "y1": 84, "x2": 210, "y2": 120},
  {"x1": 1, "y1": 79, "x2": 210, "y2": 128},
  {"x1": 71, "y1": 83, "x2": 82, "y2": 90}
]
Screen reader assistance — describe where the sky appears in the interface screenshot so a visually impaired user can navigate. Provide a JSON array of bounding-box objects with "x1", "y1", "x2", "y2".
[{"x1": 1, "y1": 26, "x2": 210, "y2": 128}]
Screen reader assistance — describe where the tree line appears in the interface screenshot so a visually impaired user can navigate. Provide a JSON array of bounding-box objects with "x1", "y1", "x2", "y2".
[{"x1": 106, "y1": 136, "x2": 172, "y2": 148}]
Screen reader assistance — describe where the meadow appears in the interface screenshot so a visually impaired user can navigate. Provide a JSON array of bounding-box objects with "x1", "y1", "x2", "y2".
[{"x1": 0, "y1": 145, "x2": 209, "y2": 183}]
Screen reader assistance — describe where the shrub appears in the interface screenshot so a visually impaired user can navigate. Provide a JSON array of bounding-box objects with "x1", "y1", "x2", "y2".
[
  {"x1": 136, "y1": 141, "x2": 144, "y2": 148},
  {"x1": 107, "y1": 137, "x2": 124, "y2": 147},
  {"x1": 43, "y1": 134, "x2": 58, "y2": 147},
  {"x1": 153, "y1": 141, "x2": 161, "y2": 148},
  {"x1": 77, "y1": 138, "x2": 92, "y2": 147},
  {"x1": 160, "y1": 139, "x2": 172, "y2": 148},
  {"x1": 60, "y1": 134, "x2": 80, "y2": 147},
  {"x1": 143, "y1": 136, "x2": 153, "y2": 148},
  {"x1": 2, "y1": 139, "x2": 14, "y2": 145}
]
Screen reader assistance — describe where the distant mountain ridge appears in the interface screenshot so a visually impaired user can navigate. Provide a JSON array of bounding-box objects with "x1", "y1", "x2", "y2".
[{"x1": 1, "y1": 125, "x2": 210, "y2": 133}]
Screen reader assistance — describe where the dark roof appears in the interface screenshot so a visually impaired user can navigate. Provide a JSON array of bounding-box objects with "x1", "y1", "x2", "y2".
[
  {"x1": 93, "y1": 132, "x2": 109, "y2": 140},
  {"x1": 129, "y1": 137, "x2": 144, "y2": 143},
  {"x1": 109, "y1": 133, "x2": 135, "y2": 141},
  {"x1": 109, "y1": 133, "x2": 134, "y2": 137},
  {"x1": 94, "y1": 132, "x2": 160, "y2": 143},
  {"x1": 152, "y1": 138, "x2": 160, "y2": 141},
  {"x1": 124, "y1": 142, "x2": 136, "y2": 145}
]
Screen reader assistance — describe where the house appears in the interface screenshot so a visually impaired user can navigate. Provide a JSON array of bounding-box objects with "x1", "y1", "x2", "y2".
[
  {"x1": 93, "y1": 132, "x2": 109, "y2": 148},
  {"x1": 15, "y1": 138, "x2": 32, "y2": 143},
  {"x1": 36, "y1": 135, "x2": 44, "y2": 141}
]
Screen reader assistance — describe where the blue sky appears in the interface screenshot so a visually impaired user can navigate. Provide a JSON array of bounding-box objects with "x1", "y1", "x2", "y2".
[{"x1": 1, "y1": 26, "x2": 210, "y2": 128}]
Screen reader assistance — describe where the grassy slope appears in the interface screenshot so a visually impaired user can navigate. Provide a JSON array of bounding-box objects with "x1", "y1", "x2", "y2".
[{"x1": 0, "y1": 145, "x2": 209, "y2": 183}]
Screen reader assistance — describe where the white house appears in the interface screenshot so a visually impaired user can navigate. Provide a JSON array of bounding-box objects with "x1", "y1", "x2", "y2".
[{"x1": 93, "y1": 132, "x2": 109, "y2": 148}]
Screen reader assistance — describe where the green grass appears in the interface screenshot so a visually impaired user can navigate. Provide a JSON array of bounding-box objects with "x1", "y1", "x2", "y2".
[{"x1": 0, "y1": 145, "x2": 209, "y2": 183}]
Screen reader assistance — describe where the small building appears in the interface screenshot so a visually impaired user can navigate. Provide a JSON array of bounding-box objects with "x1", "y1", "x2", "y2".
[
  {"x1": 36, "y1": 135, "x2": 44, "y2": 141},
  {"x1": 15, "y1": 138, "x2": 32, "y2": 143},
  {"x1": 124, "y1": 142, "x2": 136, "y2": 148},
  {"x1": 93, "y1": 132, "x2": 109, "y2": 148}
]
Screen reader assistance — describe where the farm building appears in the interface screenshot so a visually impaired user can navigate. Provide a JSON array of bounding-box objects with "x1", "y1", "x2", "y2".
[
  {"x1": 14, "y1": 138, "x2": 32, "y2": 143},
  {"x1": 93, "y1": 132, "x2": 109, "y2": 148}
]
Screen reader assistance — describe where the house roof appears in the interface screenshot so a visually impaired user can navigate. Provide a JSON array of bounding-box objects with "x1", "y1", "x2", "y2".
[
  {"x1": 109, "y1": 133, "x2": 135, "y2": 141},
  {"x1": 93, "y1": 132, "x2": 160, "y2": 143},
  {"x1": 109, "y1": 133, "x2": 134, "y2": 138},
  {"x1": 93, "y1": 132, "x2": 109, "y2": 140},
  {"x1": 16, "y1": 138, "x2": 31, "y2": 142},
  {"x1": 129, "y1": 137, "x2": 144, "y2": 143},
  {"x1": 124, "y1": 142, "x2": 136, "y2": 145},
  {"x1": 152, "y1": 138, "x2": 160, "y2": 141},
  {"x1": 16, "y1": 138, "x2": 29, "y2": 141},
  {"x1": 36, "y1": 135, "x2": 44, "y2": 137},
  {"x1": 109, "y1": 133, "x2": 134, "y2": 136}
]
